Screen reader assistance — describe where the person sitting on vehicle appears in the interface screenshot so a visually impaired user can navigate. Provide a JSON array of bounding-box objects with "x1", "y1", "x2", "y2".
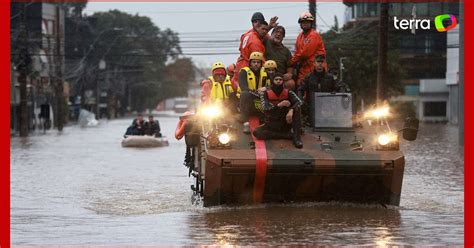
[
  {"x1": 204, "y1": 61, "x2": 239, "y2": 111},
  {"x1": 253, "y1": 72, "x2": 303, "y2": 148},
  {"x1": 263, "y1": 60, "x2": 277, "y2": 83},
  {"x1": 264, "y1": 25, "x2": 295, "y2": 90},
  {"x1": 226, "y1": 63, "x2": 236, "y2": 81},
  {"x1": 124, "y1": 113, "x2": 146, "y2": 136},
  {"x1": 145, "y1": 115, "x2": 162, "y2": 137},
  {"x1": 238, "y1": 51, "x2": 270, "y2": 134},
  {"x1": 297, "y1": 55, "x2": 342, "y2": 126}
]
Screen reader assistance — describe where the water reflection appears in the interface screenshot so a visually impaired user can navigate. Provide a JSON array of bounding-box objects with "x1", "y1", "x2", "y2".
[{"x1": 184, "y1": 204, "x2": 402, "y2": 245}]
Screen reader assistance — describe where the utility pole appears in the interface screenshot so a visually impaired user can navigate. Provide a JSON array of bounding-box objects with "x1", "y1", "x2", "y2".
[
  {"x1": 376, "y1": 1, "x2": 389, "y2": 104},
  {"x1": 18, "y1": 3, "x2": 30, "y2": 137},
  {"x1": 55, "y1": 5, "x2": 64, "y2": 131},
  {"x1": 309, "y1": 0, "x2": 317, "y2": 30}
]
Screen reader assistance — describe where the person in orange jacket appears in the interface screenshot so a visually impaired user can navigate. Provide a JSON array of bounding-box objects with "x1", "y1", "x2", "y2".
[
  {"x1": 289, "y1": 11, "x2": 326, "y2": 87},
  {"x1": 231, "y1": 12, "x2": 277, "y2": 90}
]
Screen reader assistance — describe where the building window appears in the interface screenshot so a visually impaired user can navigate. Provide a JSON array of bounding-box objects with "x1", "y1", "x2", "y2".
[
  {"x1": 367, "y1": 3, "x2": 378, "y2": 17},
  {"x1": 389, "y1": 3, "x2": 402, "y2": 16},
  {"x1": 424, "y1": 35, "x2": 433, "y2": 54},
  {"x1": 402, "y1": 3, "x2": 414, "y2": 16},
  {"x1": 423, "y1": 101, "x2": 446, "y2": 117},
  {"x1": 416, "y1": 3, "x2": 429, "y2": 17},
  {"x1": 42, "y1": 19, "x2": 55, "y2": 36},
  {"x1": 404, "y1": 85, "x2": 420, "y2": 96}
]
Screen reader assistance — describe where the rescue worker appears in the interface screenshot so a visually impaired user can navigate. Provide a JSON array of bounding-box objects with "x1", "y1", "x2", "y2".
[
  {"x1": 238, "y1": 52, "x2": 270, "y2": 134},
  {"x1": 297, "y1": 55, "x2": 342, "y2": 127},
  {"x1": 226, "y1": 63, "x2": 236, "y2": 80},
  {"x1": 232, "y1": 12, "x2": 277, "y2": 90},
  {"x1": 145, "y1": 115, "x2": 162, "y2": 137},
  {"x1": 289, "y1": 11, "x2": 326, "y2": 87},
  {"x1": 264, "y1": 25, "x2": 295, "y2": 90},
  {"x1": 203, "y1": 62, "x2": 238, "y2": 111},
  {"x1": 263, "y1": 60, "x2": 277, "y2": 82},
  {"x1": 253, "y1": 72, "x2": 303, "y2": 148}
]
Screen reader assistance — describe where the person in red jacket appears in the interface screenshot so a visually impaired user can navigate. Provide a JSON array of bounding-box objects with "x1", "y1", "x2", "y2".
[
  {"x1": 231, "y1": 12, "x2": 278, "y2": 90},
  {"x1": 289, "y1": 11, "x2": 326, "y2": 87}
]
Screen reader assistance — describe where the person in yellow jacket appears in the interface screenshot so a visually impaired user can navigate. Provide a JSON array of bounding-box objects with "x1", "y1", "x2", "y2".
[
  {"x1": 238, "y1": 52, "x2": 270, "y2": 134},
  {"x1": 201, "y1": 61, "x2": 239, "y2": 112}
]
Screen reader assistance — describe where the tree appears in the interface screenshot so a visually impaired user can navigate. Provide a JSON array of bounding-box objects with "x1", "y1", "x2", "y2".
[
  {"x1": 332, "y1": 15, "x2": 339, "y2": 32},
  {"x1": 321, "y1": 21, "x2": 405, "y2": 108},
  {"x1": 85, "y1": 10, "x2": 185, "y2": 112},
  {"x1": 163, "y1": 58, "x2": 196, "y2": 98}
]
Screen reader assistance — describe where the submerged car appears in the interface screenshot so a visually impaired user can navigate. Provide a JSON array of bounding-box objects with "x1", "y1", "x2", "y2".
[{"x1": 178, "y1": 93, "x2": 419, "y2": 207}]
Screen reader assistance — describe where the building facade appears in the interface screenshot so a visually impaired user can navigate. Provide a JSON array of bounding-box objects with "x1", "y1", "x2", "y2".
[
  {"x1": 10, "y1": 3, "x2": 65, "y2": 132},
  {"x1": 343, "y1": 2, "x2": 460, "y2": 122}
]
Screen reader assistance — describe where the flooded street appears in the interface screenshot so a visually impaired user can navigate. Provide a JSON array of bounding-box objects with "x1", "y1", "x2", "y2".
[{"x1": 10, "y1": 116, "x2": 464, "y2": 245}]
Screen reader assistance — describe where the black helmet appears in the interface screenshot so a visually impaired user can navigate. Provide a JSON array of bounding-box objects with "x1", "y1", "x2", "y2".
[
  {"x1": 315, "y1": 55, "x2": 326, "y2": 62},
  {"x1": 251, "y1": 12, "x2": 265, "y2": 22}
]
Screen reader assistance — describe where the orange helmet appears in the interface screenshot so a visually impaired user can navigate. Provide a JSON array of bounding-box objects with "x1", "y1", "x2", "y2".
[{"x1": 298, "y1": 11, "x2": 315, "y2": 23}]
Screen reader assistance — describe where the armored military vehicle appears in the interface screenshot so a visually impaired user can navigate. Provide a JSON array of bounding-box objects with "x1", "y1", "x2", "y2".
[{"x1": 179, "y1": 92, "x2": 418, "y2": 207}]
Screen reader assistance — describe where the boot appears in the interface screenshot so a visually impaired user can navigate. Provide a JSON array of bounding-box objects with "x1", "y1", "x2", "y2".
[{"x1": 292, "y1": 132, "x2": 303, "y2": 149}]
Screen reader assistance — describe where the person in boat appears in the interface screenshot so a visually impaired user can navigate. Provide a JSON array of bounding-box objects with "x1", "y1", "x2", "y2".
[
  {"x1": 145, "y1": 115, "x2": 162, "y2": 137},
  {"x1": 263, "y1": 25, "x2": 295, "y2": 90},
  {"x1": 253, "y1": 72, "x2": 303, "y2": 148},
  {"x1": 124, "y1": 113, "x2": 146, "y2": 136},
  {"x1": 289, "y1": 11, "x2": 326, "y2": 87},
  {"x1": 238, "y1": 51, "x2": 271, "y2": 134}
]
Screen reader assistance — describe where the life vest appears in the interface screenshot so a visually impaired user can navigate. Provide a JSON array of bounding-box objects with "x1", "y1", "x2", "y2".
[
  {"x1": 208, "y1": 76, "x2": 234, "y2": 101},
  {"x1": 266, "y1": 88, "x2": 289, "y2": 106},
  {"x1": 226, "y1": 75, "x2": 240, "y2": 98},
  {"x1": 240, "y1": 67, "x2": 270, "y2": 91}
]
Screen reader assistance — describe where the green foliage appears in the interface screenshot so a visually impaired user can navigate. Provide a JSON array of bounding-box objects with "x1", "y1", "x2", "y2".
[
  {"x1": 86, "y1": 10, "x2": 191, "y2": 112},
  {"x1": 332, "y1": 15, "x2": 339, "y2": 32},
  {"x1": 322, "y1": 21, "x2": 405, "y2": 107},
  {"x1": 163, "y1": 58, "x2": 196, "y2": 98}
]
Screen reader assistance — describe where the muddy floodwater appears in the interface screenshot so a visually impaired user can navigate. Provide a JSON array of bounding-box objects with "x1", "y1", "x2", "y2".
[{"x1": 10, "y1": 116, "x2": 464, "y2": 245}]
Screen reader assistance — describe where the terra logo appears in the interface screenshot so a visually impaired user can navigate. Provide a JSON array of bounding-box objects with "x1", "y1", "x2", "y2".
[
  {"x1": 434, "y1": 14, "x2": 457, "y2": 32},
  {"x1": 393, "y1": 14, "x2": 457, "y2": 33}
]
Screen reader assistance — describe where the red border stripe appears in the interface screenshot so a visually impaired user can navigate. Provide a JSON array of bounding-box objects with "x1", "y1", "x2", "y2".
[{"x1": 1, "y1": 0, "x2": 11, "y2": 248}]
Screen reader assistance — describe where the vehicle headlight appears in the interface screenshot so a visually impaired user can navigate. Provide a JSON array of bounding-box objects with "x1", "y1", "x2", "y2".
[
  {"x1": 201, "y1": 106, "x2": 221, "y2": 119},
  {"x1": 218, "y1": 133, "x2": 231, "y2": 145},
  {"x1": 377, "y1": 133, "x2": 398, "y2": 150},
  {"x1": 378, "y1": 134, "x2": 391, "y2": 146},
  {"x1": 365, "y1": 106, "x2": 390, "y2": 119}
]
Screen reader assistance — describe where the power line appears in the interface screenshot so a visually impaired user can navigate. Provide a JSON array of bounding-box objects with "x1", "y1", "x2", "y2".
[{"x1": 84, "y1": 4, "x2": 311, "y2": 15}]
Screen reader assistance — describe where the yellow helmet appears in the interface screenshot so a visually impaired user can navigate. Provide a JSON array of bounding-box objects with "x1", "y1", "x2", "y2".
[
  {"x1": 264, "y1": 60, "x2": 277, "y2": 69},
  {"x1": 249, "y1": 52, "x2": 264, "y2": 62},
  {"x1": 211, "y1": 61, "x2": 225, "y2": 72}
]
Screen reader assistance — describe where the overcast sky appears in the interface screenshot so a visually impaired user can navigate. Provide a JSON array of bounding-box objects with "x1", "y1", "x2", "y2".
[{"x1": 84, "y1": 2, "x2": 347, "y2": 67}]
